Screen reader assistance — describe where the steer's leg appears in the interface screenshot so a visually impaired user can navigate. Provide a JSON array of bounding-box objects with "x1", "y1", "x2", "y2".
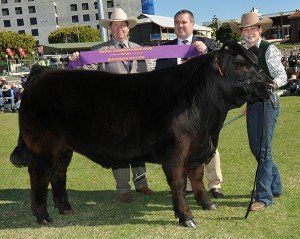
[
  {"x1": 29, "y1": 153, "x2": 52, "y2": 224},
  {"x1": 50, "y1": 148, "x2": 74, "y2": 215},
  {"x1": 162, "y1": 144, "x2": 196, "y2": 228},
  {"x1": 187, "y1": 164, "x2": 217, "y2": 210}
]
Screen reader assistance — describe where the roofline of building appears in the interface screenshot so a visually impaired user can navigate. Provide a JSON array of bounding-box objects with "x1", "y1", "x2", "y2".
[{"x1": 137, "y1": 13, "x2": 212, "y2": 32}]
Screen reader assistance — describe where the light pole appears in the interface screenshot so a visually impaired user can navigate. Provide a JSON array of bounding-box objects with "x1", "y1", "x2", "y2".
[
  {"x1": 4, "y1": 55, "x2": 10, "y2": 75},
  {"x1": 97, "y1": 0, "x2": 108, "y2": 42},
  {"x1": 280, "y1": 12, "x2": 283, "y2": 39},
  {"x1": 39, "y1": 20, "x2": 49, "y2": 44},
  {"x1": 77, "y1": 26, "x2": 80, "y2": 42}
]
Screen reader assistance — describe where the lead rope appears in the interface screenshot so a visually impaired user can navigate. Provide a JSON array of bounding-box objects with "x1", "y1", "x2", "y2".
[{"x1": 245, "y1": 100, "x2": 266, "y2": 219}]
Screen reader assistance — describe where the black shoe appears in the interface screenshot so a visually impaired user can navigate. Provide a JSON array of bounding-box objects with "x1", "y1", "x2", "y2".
[
  {"x1": 273, "y1": 193, "x2": 282, "y2": 198},
  {"x1": 210, "y1": 188, "x2": 224, "y2": 198}
]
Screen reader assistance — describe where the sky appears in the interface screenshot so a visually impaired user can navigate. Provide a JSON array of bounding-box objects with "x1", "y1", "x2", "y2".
[{"x1": 154, "y1": 0, "x2": 300, "y2": 24}]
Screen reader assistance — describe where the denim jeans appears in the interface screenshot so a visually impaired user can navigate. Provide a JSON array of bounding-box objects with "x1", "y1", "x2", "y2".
[{"x1": 246, "y1": 95, "x2": 283, "y2": 206}]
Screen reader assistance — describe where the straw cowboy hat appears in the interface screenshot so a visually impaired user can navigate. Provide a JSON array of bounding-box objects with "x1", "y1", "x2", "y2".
[
  {"x1": 230, "y1": 12, "x2": 273, "y2": 34},
  {"x1": 2, "y1": 85, "x2": 10, "y2": 91},
  {"x1": 99, "y1": 7, "x2": 137, "y2": 29}
]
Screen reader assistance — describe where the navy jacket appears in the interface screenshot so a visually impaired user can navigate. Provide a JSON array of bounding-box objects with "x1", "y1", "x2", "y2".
[{"x1": 155, "y1": 36, "x2": 216, "y2": 70}]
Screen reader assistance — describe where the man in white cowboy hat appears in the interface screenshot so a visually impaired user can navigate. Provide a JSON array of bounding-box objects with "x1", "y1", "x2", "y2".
[
  {"x1": 69, "y1": 7, "x2": 152, "y2": 203},
  {"x1": 230, "y1": 12, "x2": 287, "y2": 211}
]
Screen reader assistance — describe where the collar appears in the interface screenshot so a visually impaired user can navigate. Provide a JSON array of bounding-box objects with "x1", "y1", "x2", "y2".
[
  {"x1": 244, "y1": 37, "x2": 262, "y2": 49},
  {"x1": 112, "y1": 37, "x2": 129, "y2": 48},
  {"x1": 177, "y1": 34, "x2": 193, "y2": 45}
]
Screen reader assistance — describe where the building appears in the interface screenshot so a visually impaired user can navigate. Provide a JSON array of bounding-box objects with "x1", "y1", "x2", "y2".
[
  {"x1": 1, "y1": 0, "x2": 212, "y2": 48},
  {"x1": 132, "y1": 14, "x2": 212, "y2": 46},
  {"x1": 289, "y1": 10, "x2": 300, "y2": 43},
  {"x1": 0, "y1": 0, "x2": 143, "y2": 44}
]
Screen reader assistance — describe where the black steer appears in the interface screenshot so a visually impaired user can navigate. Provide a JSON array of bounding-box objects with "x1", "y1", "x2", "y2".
[{"x1": 11, "y1": 41, "x2": 273, "y2": 227}]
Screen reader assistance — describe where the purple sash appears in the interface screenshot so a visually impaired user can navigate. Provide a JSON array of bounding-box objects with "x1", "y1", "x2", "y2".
[{"x1": 68, "y1": 45, "x2": 200, "y2": 69}]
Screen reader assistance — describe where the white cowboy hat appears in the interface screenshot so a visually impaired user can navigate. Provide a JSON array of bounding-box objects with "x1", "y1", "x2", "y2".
[
  {"x1": 99, "y1": 7, "x2": 137, "y2": 29},
  {"x1": 230, "y1": 12, "x2": 273, "y2": 34}
]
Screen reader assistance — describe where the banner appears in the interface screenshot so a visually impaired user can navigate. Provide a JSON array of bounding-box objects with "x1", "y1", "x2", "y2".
[{"x1": 68, "y1": 45, "x2": 200, "y2": 69}]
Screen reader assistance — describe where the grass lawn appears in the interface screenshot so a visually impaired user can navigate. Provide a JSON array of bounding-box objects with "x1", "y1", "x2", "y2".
[{"x1": 0, "y1": 97, "x2": 299, "y2": 239}]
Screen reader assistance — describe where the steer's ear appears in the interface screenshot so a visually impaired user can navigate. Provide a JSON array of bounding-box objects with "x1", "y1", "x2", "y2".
[
  {"x1": 222, "y1": 41, "x2": 258, "y2": 65},
  {"x1": 211, "y1": 57, "x2": 224, "y2": 76}
]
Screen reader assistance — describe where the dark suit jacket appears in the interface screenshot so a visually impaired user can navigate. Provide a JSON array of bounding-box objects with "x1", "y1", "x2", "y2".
[{"x1": 155, "y1": 36, "x2": 217, "y2": 70}]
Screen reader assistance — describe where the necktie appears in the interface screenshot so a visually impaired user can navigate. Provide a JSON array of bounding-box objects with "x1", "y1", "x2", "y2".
[
  {"x1": 182, "y1": 40, "x2": 188, "y2": 45},
  {"x1": 181, "y1": 40, "x2": 189, "y2": 63},
  {"x1": 119, "y1": 43, "x2": 126, "y2": 48},
  {"x1": 119, "y1": 43, "x2": 132, "y2": 73}
]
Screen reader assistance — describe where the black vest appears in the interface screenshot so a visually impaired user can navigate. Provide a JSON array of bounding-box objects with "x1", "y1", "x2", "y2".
[{"x1": 258, "y1": 40, "x2": 272, "y2": 79}]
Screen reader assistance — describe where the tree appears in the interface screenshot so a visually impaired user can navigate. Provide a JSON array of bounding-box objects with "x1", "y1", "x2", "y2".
[
  {"x1": 210, "y1": 15, "x2": 220, "y2": 39},
  {"x1": 0, "y1": 31, "x2": 36, "y2": 61},
  {"x1": 215, "y1": 22, "x2": 241, "y2": 43},
  {"x1": 48, "y1": 26, "x2": 100, "y2": 43}
]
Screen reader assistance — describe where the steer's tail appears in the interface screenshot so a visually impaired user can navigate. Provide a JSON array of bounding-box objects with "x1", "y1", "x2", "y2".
[{"x1": 10, "y1": 134, "x2": 32, "y2": 168}]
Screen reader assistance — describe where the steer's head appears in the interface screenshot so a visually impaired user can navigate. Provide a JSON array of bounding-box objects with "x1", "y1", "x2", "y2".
[{"x1": 213, "y1": 41, "x2": 273, "y2": 108}]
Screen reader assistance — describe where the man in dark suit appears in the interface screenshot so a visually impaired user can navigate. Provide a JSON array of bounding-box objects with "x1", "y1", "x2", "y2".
[
  {"x1": 155, "y1": 10, "x2": 224, "y2": 198},
  {"x1": 156, "y1": 9, "x2": 216, "y2": 70}
]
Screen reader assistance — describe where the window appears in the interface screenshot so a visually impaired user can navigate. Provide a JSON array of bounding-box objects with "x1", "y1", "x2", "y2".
[
  {"x1": 94, "y1": 2, "x2": 97, "y2": 9},
  {"x1": 83, "y1": 14, "x2": 90, "y2": 22},
  {"x1": 31, "y1": 29, "x2": 38, "y2": 36},
  {"x1": 108, "y1": 11, "x2": 112, "y2": 19},
  {"x1": 28, "y1": 0, "x2": 34, "y2": 2},
  {"x1": 70, "y1": 4, "x2": 77, "y2": 11},
  {"x1": 97, "y1": 24, "x2": 100, "y2": 29},
  {"x1": 82, "y1": 3, "x2": 89, "y2": 10},
  {"x1": 2, "y1": 8, "x2": 9, "y2": 16},
  {"x1": 28, "y1": 6, "x2": 36, "y2": 13},
  {"x1": 18, "y1": 30, "x2": 25, "y2": 34},
  {"x1": 107, "y1": 0, "x2": 114, "y2": 8},
  {"x1": 95, "y1": 13, "x2": 99, "y2": 20},
  {"x1": 71, "y1": 15, "x2": 79, "y2": 23},
  {"x1": 1, "y1": 0, "x2": 8, "y2": 3},
  {"x1": 3, "y1": 19, "x2": 11, "y2": 27},
  {"x1": 17, "y1": 18, "x2": 24, "y2": 26},
  {"x1": 15, "y1": 0, "x2": 21, "y2": 2},
  {"x1": 15, "y1": 7, "x2": 23, "y2": 14},
  {"x1": 30, "y1": 17, "x2": 37, "y2": 25}
]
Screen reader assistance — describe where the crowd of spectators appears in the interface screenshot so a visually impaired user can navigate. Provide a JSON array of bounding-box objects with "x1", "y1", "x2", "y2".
[{"x1": 0, "y1": 76, "x2": 23, "y2": 113}]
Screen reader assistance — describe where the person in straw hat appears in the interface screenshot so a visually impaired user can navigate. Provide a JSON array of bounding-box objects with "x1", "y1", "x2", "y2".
[
  {"x1": 230, "y1": 12, "x2": 287, "y2": 211},
  {"x1": 69, "y1": 7, "x2": 152, "y2": 203},
  {"x1": 2, "y1": 84, "x2": 14, "y2": 112}
]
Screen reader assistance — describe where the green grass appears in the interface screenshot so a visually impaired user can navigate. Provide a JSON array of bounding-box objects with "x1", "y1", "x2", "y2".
[{"x1": 0, "y1": 97, "x2": 299, "y2": 239}]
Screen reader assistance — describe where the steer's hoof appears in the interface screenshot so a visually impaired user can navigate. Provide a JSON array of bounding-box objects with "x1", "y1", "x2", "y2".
[
  {"x1": 209, "y1": 203, "x2": 218, "y2": 210},
  {"x1": 181, "y1": 218, "x2": 197, "y2": 228},
  {"x1": 38, "y1": 217, "x2": 52, "y2": 225},
  {"x1": 203, "y1": 203, "x2": 218, "y2": 211}
]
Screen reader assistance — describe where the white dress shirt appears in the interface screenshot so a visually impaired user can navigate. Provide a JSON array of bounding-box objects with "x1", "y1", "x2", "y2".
[{"x1": 177, "y1": 35, "x2": 193, "y2": 65}]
